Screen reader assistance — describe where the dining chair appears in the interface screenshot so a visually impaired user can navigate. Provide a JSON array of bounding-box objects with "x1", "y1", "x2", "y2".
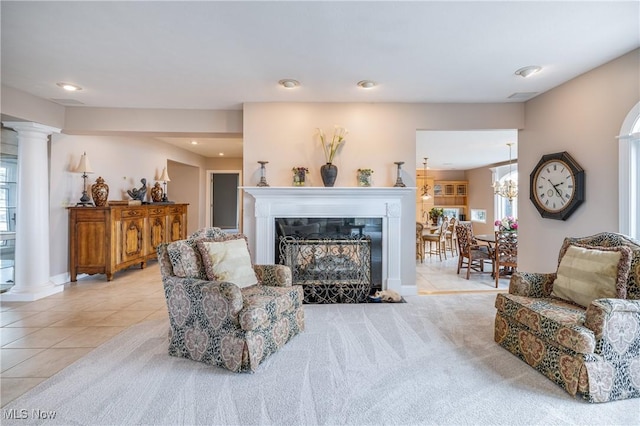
[
  {"x1": 416, "y1": 222, "x2": 425, "y2": 262},
  {"x1": 455, "y1": 223, "x2": 492, "y2": 279},
  {"x1": 445, "y1": 217, "x2": 458, "y2": 257},
  {"x1": 493, "y1": 230, "x2": 518, "y2": 287},
  {"x1": 423, "y1": 218, "x2": 448, "y2": 261}
]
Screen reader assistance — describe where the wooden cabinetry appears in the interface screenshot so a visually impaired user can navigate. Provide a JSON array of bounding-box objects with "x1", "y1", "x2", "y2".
[
  {"x1": 433, "y1": 181, "x2": 468, "y2": 215},
  {"x1": 68, "y1": 203, "x2": 188, "y2": 281}
]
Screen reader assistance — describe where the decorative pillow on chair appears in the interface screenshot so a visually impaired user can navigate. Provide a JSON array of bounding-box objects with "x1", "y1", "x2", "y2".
[
  {"x1": 551, "y1": 244, "x2": 632, "y2": 307},
  {"x1": 166, "y1": 240, "x2": 205, "y2": 279},
  {"x1": 197, "y1": 238, "x2": 258, "y2": 288}
]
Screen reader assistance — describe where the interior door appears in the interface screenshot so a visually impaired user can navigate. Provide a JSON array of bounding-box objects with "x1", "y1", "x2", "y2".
[{"x1": 211, "y1": 173, "x2": 239, "y2": 230}]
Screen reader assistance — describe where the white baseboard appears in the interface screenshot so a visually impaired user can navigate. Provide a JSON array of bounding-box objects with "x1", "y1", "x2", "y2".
[{"x1": 50, "y1": 272, "x2": 71, "y2": 286}]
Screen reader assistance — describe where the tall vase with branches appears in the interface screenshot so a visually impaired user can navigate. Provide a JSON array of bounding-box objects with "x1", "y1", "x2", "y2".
[{"x1": 316, "y1": 126, "x2": 348, "y2": 187}]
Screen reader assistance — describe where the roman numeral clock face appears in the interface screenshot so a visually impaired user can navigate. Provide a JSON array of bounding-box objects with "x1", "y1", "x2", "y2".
[
  {"x1": 534, "y1": 161, "x2": 574, "y2": 211},
  {"x1": 530, "y1": 152, "x2": 585, "y2": 220}
]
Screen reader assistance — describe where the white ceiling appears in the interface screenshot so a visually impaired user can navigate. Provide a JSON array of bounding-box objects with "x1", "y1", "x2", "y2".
[
  {"x1": 2, "y1": 1, "x2": 638, "y2": 164},
  {"x1": 155, "y1": 136, "x2": 244, "y2": 159},
  {"x1": 417, "y1": 129, "x2": 518, "y2": 170}
]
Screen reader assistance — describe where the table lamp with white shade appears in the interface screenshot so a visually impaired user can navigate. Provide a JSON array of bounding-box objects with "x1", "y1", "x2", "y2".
[
  {"x1": 160, "y1": 167, "x2": 171, "y2": 202},
  {"x1": 75, "y1": 152, "x2": 94, "y2": 206}
]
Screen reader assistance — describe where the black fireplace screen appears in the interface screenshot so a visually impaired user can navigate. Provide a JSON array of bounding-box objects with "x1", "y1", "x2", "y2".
[
  {"x1": 274, "y1": 217, "x2": 382, "y2": 290},
  {"x1": 279, "y1": 234, "x2": 371, "y2": 303}
]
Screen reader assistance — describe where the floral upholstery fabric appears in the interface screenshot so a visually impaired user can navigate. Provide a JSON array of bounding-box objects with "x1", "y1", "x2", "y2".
[
  {"x1": 496, "y1": 294, "x2": 596, "y2": 354},
  {"x1": 495, "y1": 232, "x2": 640, "y2": 403},
  {"x1": 158, "y1": 227, "x2": 305, "y2": 372},
  {"x1": 166, "y1": 239, "x2": 206, "y2": 279}
]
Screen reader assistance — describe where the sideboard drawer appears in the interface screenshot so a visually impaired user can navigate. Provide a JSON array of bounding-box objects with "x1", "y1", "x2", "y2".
[
  {"x1": 120, "y1": 208, "x2": 144, "y2": 218},
  {"x1": 148, "y1": 207, "x2": 167, "y2": 216},
  {"x1": 169, "y1": 205, "x2": 185, "y2": 214}
]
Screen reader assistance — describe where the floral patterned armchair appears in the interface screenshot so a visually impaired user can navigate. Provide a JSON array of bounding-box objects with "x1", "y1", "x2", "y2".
[
  {"x1": 494, "y1": 232, "x2": 640, "y2": 402},
  {"x1": 157, "y1": 227, "x2": 305, "y2": 372}
]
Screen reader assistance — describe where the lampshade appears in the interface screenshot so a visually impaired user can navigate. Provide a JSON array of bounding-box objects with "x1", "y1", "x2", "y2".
[
  {"x1": 75, "y1": 152, "x2": 94, "y2": 174},
  {"x1": 159, "y1": 167, "x2": 171, "y2": 182}
]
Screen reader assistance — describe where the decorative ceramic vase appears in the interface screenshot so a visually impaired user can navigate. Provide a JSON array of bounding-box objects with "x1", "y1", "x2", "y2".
[
  {"x1": 151, "y1": 182, "x2": 163, "y2": 202},
  {"x1": 91, "y1": 176, "x2": 109, "y2": 207},
  {"x1": 320, "y1": 163, "x2": 338, "y2": 187}
]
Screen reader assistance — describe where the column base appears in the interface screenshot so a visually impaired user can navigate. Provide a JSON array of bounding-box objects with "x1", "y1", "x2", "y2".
[{"x1": 1, "y1": 282, "x2": 63, "y2": 302}]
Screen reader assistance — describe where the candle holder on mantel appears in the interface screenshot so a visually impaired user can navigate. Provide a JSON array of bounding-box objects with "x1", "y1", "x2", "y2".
[
  {"x1": 393, "y1": 162, "x2": 406, "y2": 187},
  {"x1": 257, "y1": 161, "x2": 270, "y2": 187}
]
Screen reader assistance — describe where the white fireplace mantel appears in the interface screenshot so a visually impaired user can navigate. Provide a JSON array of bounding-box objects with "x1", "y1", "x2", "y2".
[{"x1": 242, "y1": 186, "x2": 416, "y2": 295}]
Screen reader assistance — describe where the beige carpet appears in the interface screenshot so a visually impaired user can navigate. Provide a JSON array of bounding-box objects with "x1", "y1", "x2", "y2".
[{"x1": 2, "y1": 294, "x2": 639, "y2": 425}]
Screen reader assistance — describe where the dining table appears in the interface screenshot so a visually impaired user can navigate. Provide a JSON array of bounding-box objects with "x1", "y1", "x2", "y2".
[
  {"x1": 474, "y1": 233, "x2": 495, "y2": 245},
  {"x1": 476, "y1": 232, "x2": 519, "y2": 279}
]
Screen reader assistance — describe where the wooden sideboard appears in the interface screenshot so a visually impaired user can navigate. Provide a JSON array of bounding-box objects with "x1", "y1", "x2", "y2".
[{"x1": 68, "y1": 203, "x2": 188, "y2": 281}]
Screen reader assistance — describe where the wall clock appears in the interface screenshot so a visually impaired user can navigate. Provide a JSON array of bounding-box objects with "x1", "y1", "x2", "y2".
[{"x1": 529, "y1": 151, "x2": 585, "y2": 220}]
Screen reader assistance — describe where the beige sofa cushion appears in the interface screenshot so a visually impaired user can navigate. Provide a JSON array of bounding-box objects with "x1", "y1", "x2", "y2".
[{"x1": 551, "y1": 244, "x2": 632, "y2": 308}]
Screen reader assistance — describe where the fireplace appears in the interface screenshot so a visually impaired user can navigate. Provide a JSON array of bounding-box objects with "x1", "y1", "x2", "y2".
[
  {"x1": 275, "y1": 217, "x2": 382, "y2": 287},
  {"x1": 275, "y1": 217, "x2": 381, "y2": 303},
  {"x1": 279, "y1": 233, "x2": 372, "y2": 303},
  {"x1": 242, "y1": 187, "x2": 415, "y2": 295}
]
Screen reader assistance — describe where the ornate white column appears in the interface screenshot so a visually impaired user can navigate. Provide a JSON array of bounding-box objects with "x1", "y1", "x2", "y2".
[{"x1": 1, "y1": 122, "x2": 62, "y2": 301}]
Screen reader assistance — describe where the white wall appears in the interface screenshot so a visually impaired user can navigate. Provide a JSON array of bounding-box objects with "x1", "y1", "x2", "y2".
[
  {"x1": 1, "y1": 85, "x2": 65, "y2": 129},
  {"x1": 242, "y1": 102, "x2": 524, "y2": 291},
  {"x1": 64, "y1": 107, "x2": 243, "y2": 134},
  {"x1": 519, "y1": 49, "x2": 640, "y2": 272},
  {"x1": 466, "y1": 166, "x2": 496, "y2": 235},
  {"x1": 48, "y1": 134, "x2": 207, "y2": 278},
  {"x1": 167, "y1": 159, "x2": 201, "y2": 236}
]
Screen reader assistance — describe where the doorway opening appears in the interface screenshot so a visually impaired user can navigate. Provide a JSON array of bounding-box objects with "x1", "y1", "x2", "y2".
[
  {"x1": 207, "y1": 170, "x2": 242, "y2": 232},
  {"x1": 415, "y1": 129, "x2": 518, "y2": 295}
]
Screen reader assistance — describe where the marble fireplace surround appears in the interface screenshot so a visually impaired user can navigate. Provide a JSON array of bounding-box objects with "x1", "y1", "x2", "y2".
[{"x1": 243, "y1": 187, "x2": 414, "y2": 295}]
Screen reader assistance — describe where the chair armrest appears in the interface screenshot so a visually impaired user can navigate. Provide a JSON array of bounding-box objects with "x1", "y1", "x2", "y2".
[
  {"x1": 157, "y1": 243, "x2": 174, "y2": 278},
  {"x1": 253, "y1": 264, "x2": 292, "y2": 287},
  {"x1": 508, "y1": 272, "x2": 556, "y2": 297},
  {"x1": 585, "y1": 299, "x2": 640, "y2": 357},
  {"x1": 163, "y1": 275, "x2": 243, "y2": 327}
]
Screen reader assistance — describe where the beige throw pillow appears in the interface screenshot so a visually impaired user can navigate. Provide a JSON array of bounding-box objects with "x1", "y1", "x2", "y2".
[
  {"x1": 197, "y1": 239, "x2": 258, "y2": 288},
  {"x1": 551, "y1": 244, "x2": 632, "y2": 308}
]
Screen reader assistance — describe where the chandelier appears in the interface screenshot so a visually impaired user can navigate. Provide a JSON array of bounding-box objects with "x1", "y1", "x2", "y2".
[
  {"x1": 493, "y1": 143, "x2": 518, "y2": 203},
  {"x1": 421, "y1": 157, "x2": 431, "y2": 200}
]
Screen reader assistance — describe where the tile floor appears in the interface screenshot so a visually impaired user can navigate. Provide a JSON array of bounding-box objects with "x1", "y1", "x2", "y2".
[
  {"x1": 1, "y1": 252, "x2": 508, "y2": 407},
  {"x1": 1, "y1": 264, "x2": 168, "y2": 407},
  {"x1": 417, "y1": 250, "x2": 509, "y2": 294}
]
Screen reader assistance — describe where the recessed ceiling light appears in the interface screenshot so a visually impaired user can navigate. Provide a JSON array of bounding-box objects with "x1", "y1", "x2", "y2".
[
  {"x1": 56, "y1": 82, "x2": 82, "y2": 91},
  {"x1": 278, "y1": 79, "x2": 300, "y2": 89},
  {"x1": 514, "y1": 66, "x2": 542, "y2": 78},
  {"x1": 191, "y1": 140, "x2": 198, "y2": 145},
  {"x1": 219, "y1": 152, "x2": 224, "y2": 156},
  {"x1": 357, "y1": 80, "x2": 377, "y2": 89}
]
